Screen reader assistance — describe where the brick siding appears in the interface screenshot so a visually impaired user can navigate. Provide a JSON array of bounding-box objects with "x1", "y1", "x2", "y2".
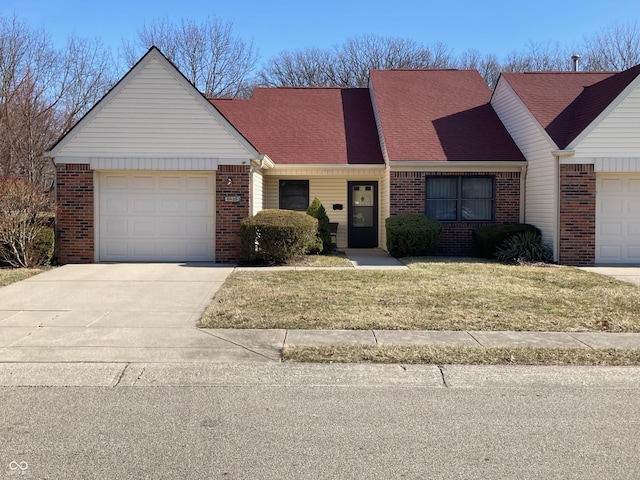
[
  {"x1": 56, "y1": 163, "x2": 94, "y2": 263},
  {"x1": 558, "y1": 164, "x2": 596, "y2": 266},
  {"x1": 390, "y1": 170, "x2": 521, "y2": 256},
  {"x1": 216, "y1": 165, "x2": 251, "y2": 263}
]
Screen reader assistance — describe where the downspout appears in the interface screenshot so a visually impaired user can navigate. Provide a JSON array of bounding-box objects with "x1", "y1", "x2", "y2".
[{"x1": 554, "y1": 154, "x2": 561, "y2": 263}]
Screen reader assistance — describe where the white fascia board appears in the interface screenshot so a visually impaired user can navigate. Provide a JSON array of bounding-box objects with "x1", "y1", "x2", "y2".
[{"x1": 567, "y1": 71, "x2": 640, "y2": 150}]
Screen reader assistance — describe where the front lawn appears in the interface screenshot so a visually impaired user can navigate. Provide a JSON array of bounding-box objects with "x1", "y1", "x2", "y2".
[
  {"x1": 0, "y1": 267, "x2": 44, "y2": 287},
  {"x1": 199, "y1": 258, "x2": 640, "y2": 332}
]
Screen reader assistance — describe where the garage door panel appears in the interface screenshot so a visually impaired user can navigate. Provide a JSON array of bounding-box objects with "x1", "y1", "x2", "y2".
[
  {"x1": 159, "y1": 176, "x2": 183, "y2": 189},
  {"x1": 133, "y1": 198, "x2": 155, "y2": 213},
  {"x1": 600, "y1": 246, "x2": 622, "y2": 260},
  {"x1": 104, "y1": 219, "x2": 128, "y2": 236},
  {"x1": 99, "y1": 172, "x2": 215, "y2": 262},
  {"x1": 596, "y1": 175, "x2": 640, "y2": 264},
  {"x1": 133, "y1": 221, "x2": 155, "y2": 236},
  {"x1": 133, "y1": 175, "x2": 155, "y2": 189},
  {"x1": 105, "y1": 175, "x2": 128, "y2": 189}
]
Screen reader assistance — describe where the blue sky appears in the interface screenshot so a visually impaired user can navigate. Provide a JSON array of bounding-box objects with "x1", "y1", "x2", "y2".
[{"x1": 3, "y1": 0, "x2": 640, "y2": 65}]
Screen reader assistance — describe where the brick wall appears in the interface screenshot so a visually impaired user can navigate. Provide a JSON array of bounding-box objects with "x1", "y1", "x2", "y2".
[
  {"x1": 390, "y1": 170, "x2": 521, "y2": 256},
  {"x1": 216, "y1": 165, "x2": 251, "y2": 263},
  {"x1": 56, "y1": 163, "x2": 94, "y2": 263},
  {"x1": 558, "y1": 164, "x2": 595, "y2": 266}
]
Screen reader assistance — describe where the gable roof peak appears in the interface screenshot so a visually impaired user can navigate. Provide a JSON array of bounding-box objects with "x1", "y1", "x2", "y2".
[{"x1": 502, "y1": 63, "x2": 640, "y2": 148}]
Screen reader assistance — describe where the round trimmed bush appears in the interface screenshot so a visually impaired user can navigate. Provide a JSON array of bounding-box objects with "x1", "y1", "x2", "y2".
[
  {"x1": 386, "y1": 214, "x2": 442, "y2": 258},
  {"x1": 241, "y1": 209, "x2": 318, "y2": 264}
]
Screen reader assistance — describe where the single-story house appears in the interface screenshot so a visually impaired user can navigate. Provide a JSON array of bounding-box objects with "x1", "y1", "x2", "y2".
[{"x1": 46, "y1": 47, "x2": 640, "y2": 266}]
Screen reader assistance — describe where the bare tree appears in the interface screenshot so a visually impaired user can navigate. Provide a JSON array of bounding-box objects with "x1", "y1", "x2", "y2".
[
  {"x1": 502, "y1": 41, "x2": 572, "y2": 73},
  {"x1": 334, "y1": 35, "x2": 455, "y2": 87},
  {"x1": 0, "y1": 14, "x2": 115, "y2": 186},
  {"x1": 0, "y1": 175, "x2": 56, "y2": 267},
  {"x1": 582, "y1": 22, "x2": 640, "y2": 70},
  {"x1": 257, "y1": 48, "x2": 336, "y2": 87},
  {"x1": 457, "y1": 49, "x2": 502, "y2": 89},
  {"x1": 122, "y1": 17, "x2": 258, "y2": 98},
  {"x1": 259, "y1": 34, "x2": 455, "y2": 88}
]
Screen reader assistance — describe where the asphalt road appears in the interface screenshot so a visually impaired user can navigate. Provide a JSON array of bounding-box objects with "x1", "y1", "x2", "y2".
[{"x1": 1, "y1": 364, "x2": 640, "y2": 479}]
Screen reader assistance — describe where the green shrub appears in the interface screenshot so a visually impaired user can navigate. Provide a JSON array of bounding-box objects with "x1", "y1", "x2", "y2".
[
  {"x1": 386, "y1": 214, "x2": 442, "y2": 258},
  {"x1": 31, "y1": 226, "x2": 55, "y2": 266},
  {"x1": 472, "y1": 223, "x2": 541, "y2": 259},
  {"x1": 240, "y1": 209, "x2": 318, "y2": 264},
  {"x1": 497, "y1": 230, "x2": 553, "y2": 264},
  {"x1": 306, "y1": 198, "x2": 332, "y2": 254}
]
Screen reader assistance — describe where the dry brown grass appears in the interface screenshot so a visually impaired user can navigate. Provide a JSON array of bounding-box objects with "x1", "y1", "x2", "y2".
[
  {"x1": 0, "y1": 267, "x2": 44, "y2": 287},
  {"x1": 283, "y1": 344, "x2": 640, "y2": 366},
  {"x1": 199, "y1": 258, "x2": 640, "y2": 332}
]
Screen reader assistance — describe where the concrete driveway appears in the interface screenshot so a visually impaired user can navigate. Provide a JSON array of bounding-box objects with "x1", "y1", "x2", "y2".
[
  {"x1": 579, "y1": 266, "x2": 640, "y2": 286},
  {"x1": 0, "y1": 264, "x2": 283, "y2": 363}
]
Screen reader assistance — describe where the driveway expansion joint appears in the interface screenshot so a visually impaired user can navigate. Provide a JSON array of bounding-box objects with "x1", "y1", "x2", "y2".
[
  {"x1": 465, "y1": 331, "x2": 484, "y2": 347},
  {"x1": 196, "y1": 328, "x2": 281, "y2": 362},
  {"x1": 566, "y1": 333, "x2": 595, "y2": 349},
  {"x1": 111, "y1": 363, "x2": 130, "y2": 387},
  {"x1": 437, "y1": 365, "x2": 449, "y2": 387}
]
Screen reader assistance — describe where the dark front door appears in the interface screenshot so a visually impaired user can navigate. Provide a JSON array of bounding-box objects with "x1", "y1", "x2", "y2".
[{"x1": 348, "y1": 181, "x2": 378, "y2": 248}]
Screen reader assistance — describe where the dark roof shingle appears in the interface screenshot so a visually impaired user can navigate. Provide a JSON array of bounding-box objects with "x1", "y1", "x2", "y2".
[
  {"x1": 501, "y1": 65, "x2": 640, "y2": 149},
  {"x1": 369, "y1": 69, "x2": 525, "y2": 161},
  {"x1": 211, "y1": 87, "x2": 384, "y2": 165}
]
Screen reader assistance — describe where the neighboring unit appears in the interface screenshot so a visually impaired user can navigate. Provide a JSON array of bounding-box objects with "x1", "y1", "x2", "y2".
[
  {"x1": 492, "y1": 66, "x2": 640, "y2": 264},
  {"x1": 46, "y1": 47, "x2": 640, "y2": 266}
]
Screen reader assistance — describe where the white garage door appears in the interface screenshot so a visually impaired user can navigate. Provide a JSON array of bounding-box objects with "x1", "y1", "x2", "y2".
[
  {"x1": 98, "y1": 172, "x2": 215, "y2": 262},
  {"x1": 596, "y1": 175, "x2": 640, "y2": 264}
]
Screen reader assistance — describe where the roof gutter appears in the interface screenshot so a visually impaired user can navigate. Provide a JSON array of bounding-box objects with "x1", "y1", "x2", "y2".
[{"x1": 250, "y1": 154, "x2": 275, "y2": 172}]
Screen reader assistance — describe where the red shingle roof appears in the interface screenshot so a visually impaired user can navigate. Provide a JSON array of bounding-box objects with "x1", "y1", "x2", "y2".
[
  {"x1": 502, "y1": 65, "x2": 640, "y2": 149},
  {"x1": 211, "y1": 88, "x2": 384, "y2": 165},
  {"x1": 369, "y1": 69, "x2": 524, "y2": 161}
]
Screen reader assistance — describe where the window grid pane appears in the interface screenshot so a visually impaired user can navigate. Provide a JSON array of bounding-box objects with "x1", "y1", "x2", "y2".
[{"x1": 426, "y1": 176, "x2": 494, "y2": 222}]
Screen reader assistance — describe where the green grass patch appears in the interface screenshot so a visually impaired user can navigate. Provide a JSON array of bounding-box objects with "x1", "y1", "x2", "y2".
[
  {"x1": 283, "y1": 344, "x2": 640, "y2": 366},
  {"x1": 199, "y1": 258, "x2": 640, "y2": 332},
  {"x1": 0, "y1": 267, "x2": 44, "y2": 287}
]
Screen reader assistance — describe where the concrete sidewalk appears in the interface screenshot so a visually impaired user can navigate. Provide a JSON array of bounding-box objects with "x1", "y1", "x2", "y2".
[
  {"x1": 1, "y1": 254, "x2": 639, "y2": 365},
  {"x1": 280, "y1": 329, "x2": 640, "y2": 350}
]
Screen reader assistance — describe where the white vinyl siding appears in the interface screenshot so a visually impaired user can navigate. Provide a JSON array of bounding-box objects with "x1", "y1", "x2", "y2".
[
  {"x1": 574, "y1": 82, "x2": 640, "y2": 157},
  {"x1": 596, "y1": 174, "x2": 640, "y2": 264},
  {"x1": 491, "y1": 80, "x2": 559, "y2": 257},
  {"x1": 264, "y1": 168, "x2": 386, "y2": 249},
  {"x1": 56, "y1": 58, "x2": 252, "y2": 160}
]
